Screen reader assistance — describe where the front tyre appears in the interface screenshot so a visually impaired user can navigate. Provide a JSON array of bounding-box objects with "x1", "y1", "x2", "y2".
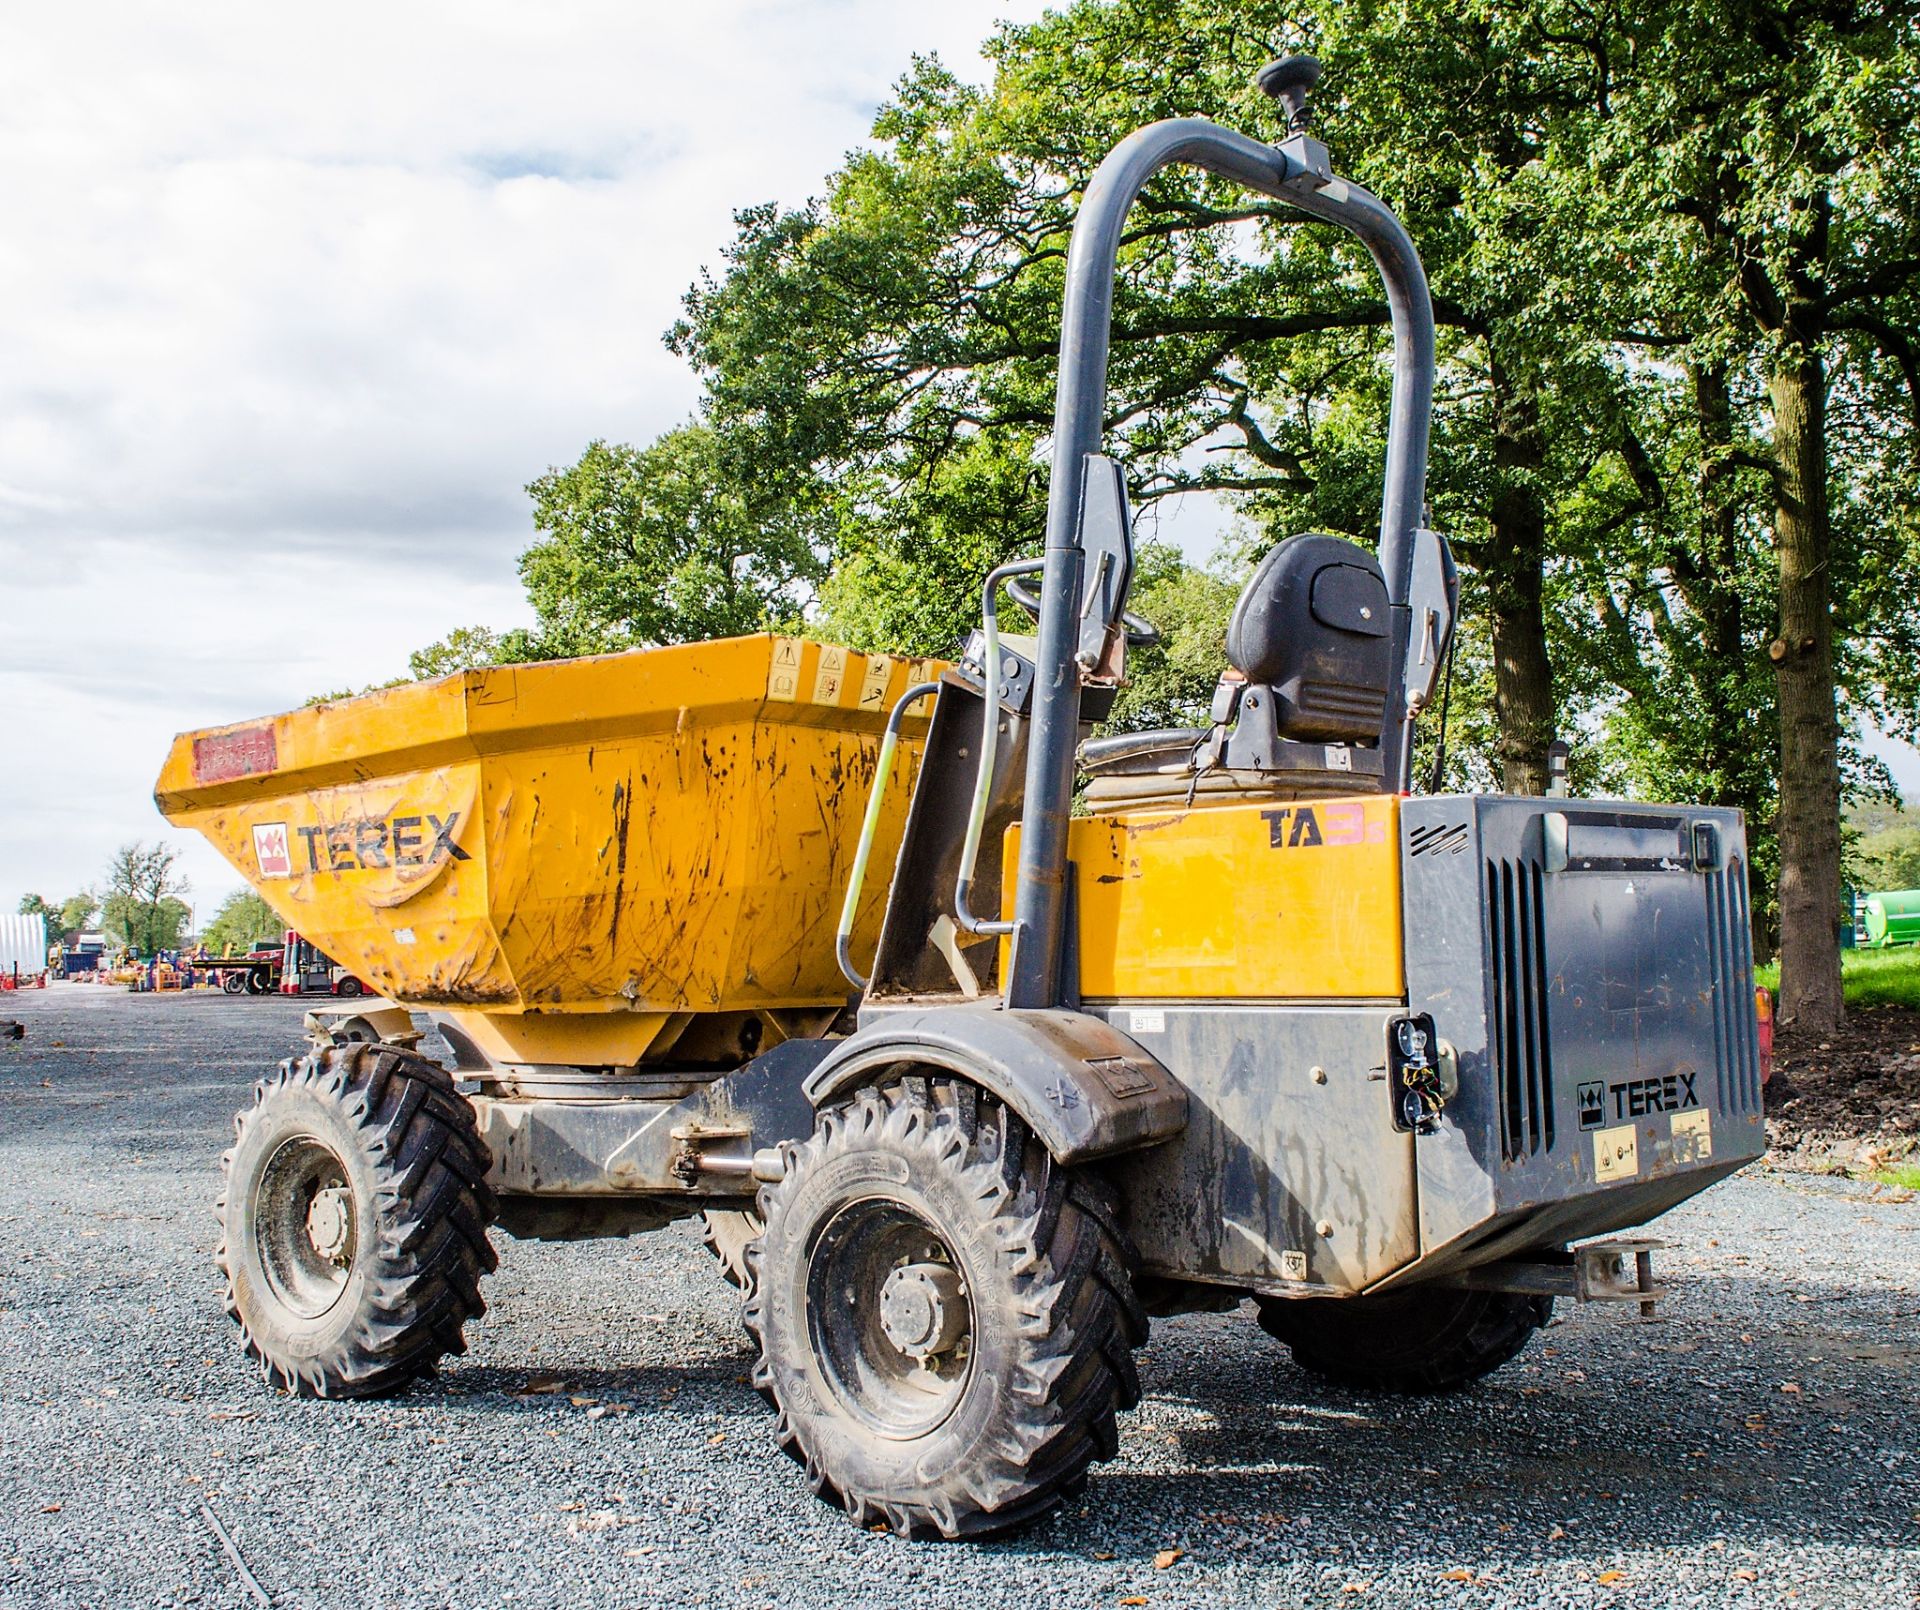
[
  {"x1": 745, "y1": 1078, "x2": 1145, "y2": 1538},
  {"x1": 216, "y1": 1043, "x2": 498, "y2": 1398},
  {"x1": 1256, "y1": 1286, "x2": 1550, "y2": 1394}
]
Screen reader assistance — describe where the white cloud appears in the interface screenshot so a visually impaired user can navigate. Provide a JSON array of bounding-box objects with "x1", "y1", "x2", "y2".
[{"x1": 0, "y1": 0, "x2": 1046, "y2": 910}]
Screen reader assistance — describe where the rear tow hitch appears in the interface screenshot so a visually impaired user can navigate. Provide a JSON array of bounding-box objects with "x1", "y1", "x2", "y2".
[{"x1": 1439, "y1": 1238, "x2": 1667, "y2": 1319}]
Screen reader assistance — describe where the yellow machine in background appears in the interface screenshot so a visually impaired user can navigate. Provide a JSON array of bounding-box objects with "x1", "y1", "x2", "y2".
[{"x1": 156, "y1": 635, "x2": 935, "y2": 1069}]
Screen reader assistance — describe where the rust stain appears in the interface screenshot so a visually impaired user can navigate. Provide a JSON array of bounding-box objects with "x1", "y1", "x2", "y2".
[{"x1": 609, "y1": 778, "x2": 632, "y2": 949}]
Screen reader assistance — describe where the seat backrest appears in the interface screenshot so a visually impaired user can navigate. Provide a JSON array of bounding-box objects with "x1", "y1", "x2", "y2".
[{"x1": 1225, "y1": 533, "x2": 1390, "y2": 743}]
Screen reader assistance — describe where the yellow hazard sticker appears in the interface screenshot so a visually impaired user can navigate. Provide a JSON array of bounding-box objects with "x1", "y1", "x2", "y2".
[
  {"x1": 1594, "y1": 1123, "x2": 1639, "y2": 1183},
  {"x1": 766, "y1": 636, "x2": 803, "y2": 701},
  {"x1": 857, "y1": 653, "x2": 895, "y2": 712},
  {"x1": 811, "y1": 643, "x2": 849, "y2": 705},
  {"x1": 1671, "y1": 1107, "x2": 1713, "y2": 1162}
]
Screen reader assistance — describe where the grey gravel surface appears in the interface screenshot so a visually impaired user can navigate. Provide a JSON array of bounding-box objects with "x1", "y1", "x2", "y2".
[{"x1": 2, "y1": 985, "x2": 1917, "y2": 1610}]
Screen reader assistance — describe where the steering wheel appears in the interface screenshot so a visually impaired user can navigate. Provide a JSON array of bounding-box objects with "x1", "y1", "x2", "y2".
[{"x1": 1003, "y1": 576, "x2": 1162, "y2": 649}]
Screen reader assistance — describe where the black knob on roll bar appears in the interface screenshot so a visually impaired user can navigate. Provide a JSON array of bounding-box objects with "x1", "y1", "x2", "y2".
[{"x1": 1255, "y1": 55, "x2": 1321, "y2": 135}]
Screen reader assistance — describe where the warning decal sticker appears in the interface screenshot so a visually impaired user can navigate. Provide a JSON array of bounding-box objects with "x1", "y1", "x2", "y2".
[
  {"x1": 766, "y1": 636, "x2": 803, "y2": 701},
  {"x1": 811, "y1": 644, "x2": 848, "y2": 705},
  {"x1": 1593, "y1": 1122, "x2": 1639, "y2": 1183},
  {"x1": 857, "y1": 654, "x2": 895, "y2": 711}
]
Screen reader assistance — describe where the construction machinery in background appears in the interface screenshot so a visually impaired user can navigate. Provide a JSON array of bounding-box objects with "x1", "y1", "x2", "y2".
[
  {"x1": 155, "y1": 58, "x2": 1765, "y2": 1539},
  {"x1": 1863, "y1": 890, "x2": 1920, "y2": 949}
]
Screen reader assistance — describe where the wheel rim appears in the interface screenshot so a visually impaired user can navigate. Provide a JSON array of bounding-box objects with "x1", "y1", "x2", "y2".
[
  {"x1": 253, "y1": 1135, "x2": 358, "y2": 1319},
  {"x1": 805, "y1": 1196, "x2": 974, "y2": 1440}
]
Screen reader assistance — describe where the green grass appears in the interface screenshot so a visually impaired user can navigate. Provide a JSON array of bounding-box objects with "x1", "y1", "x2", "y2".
[
  {"x1": 1755, "y1": 943, "x2": 1920, "y2": 1010},
  {"x1": 1866, "y1": 1164, "x2": 1920, "y2": 1191}
]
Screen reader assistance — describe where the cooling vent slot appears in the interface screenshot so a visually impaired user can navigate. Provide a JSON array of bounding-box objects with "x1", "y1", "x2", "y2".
[
  {"x1": 1487, "y1": 857, "x2": 1555, "y2": 1160},
  {"x1": 1705, "y1": 857, "x2": 1762, "y2": 1115},
  {"x1": 1410, "y1": 821, "x2": 1469, "y2": 857}
]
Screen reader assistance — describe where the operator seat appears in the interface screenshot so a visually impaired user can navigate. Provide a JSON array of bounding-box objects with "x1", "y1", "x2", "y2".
[{"x1": 1080, "y1": 532, "x2": 1392, "y2": 808}]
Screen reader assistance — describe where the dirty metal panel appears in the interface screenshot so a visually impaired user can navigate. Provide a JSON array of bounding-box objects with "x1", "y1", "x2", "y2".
[
  {"x1": 155, "y1": 635, "x2": 936, "y2": 1054},
  {"x1": 1099, "y1": 1003, "x2": 1417, "y2": 1295},
  {"x1": 1007, "y1": 793, "x2": 1404, "y2": 1001},
  {"x1": 474, "y1": 1036, "x2": 829, "y2": 1197},
  {"x1": 1401, "y1": 796, "x2": 1767, "y2": 1270}
]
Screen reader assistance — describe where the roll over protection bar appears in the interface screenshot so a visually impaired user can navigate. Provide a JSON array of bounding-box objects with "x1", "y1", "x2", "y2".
[{"x1": 1004, "y1": 58, "x2": 1438, "y2": 1010}]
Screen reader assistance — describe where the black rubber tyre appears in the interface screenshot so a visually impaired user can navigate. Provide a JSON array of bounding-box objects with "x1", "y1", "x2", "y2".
[
  {"x1": 744, "y1": 1077, "x2": 1146, "y2": 1539},
  {"x1": 701, "y1": 1208, "x2": 762, "y2": 1289},
  {"x1": 245, "y1": 971, "x2": 267, "y2": 995},
  {"x1": 216, "y1": 1043, "x2": 498, "y2": 1398},
  {"x1": 221, "y1": 972, "x2": 246, "y2": 995},
  {"x1": 1256, "y1": 1286, "x2": 1551, "y2": 1394},
  {"x1": 335, "y1": 977, "x2": 364, "y2": 999}
]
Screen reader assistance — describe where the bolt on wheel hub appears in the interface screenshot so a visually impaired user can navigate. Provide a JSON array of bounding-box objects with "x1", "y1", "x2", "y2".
[
  {"x1": 306, "y1": 1186, "x2": 354, "y2": 1264},
  {"x1": 878, "y1": 1261, "x2": 967, "y2": 1360}
]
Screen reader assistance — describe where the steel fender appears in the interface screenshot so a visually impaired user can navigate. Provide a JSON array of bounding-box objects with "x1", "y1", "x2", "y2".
[
  {"x1": 803, "y1": 1006, "x2": 1187, "y2": 1165},
  {"x1": 303, "y1": 1002, "x2": 415, "y2": 1046}
]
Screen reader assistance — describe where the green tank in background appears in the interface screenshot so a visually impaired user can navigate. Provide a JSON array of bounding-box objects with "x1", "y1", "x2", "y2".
[{"x1": 1863, "y1": 889, "x2": 1920, "y2": 948}]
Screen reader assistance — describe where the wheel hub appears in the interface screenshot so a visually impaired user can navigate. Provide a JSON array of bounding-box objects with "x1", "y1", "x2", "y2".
[
  {"x1": 306, "y1": 1186, "x2": 354, "y2": 1265},
  {"x1": 878, "y1": 1261, "x2": 967, "y2": 1361}
]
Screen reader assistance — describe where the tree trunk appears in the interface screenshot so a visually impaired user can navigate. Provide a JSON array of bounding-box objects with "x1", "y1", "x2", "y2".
[
  {"x1": 1691, "y1": 364, "x2": 1775, "y2": 965},
  {"x1": 1769, "y1": 346, "x2": 1843, "y2": 1030},
  {"x1": 1486, "y1": 356, "x2": 1556, "y2": 795}
]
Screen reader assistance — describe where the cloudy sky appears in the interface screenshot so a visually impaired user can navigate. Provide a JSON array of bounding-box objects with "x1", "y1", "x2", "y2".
[
  {"x1": 3, "y1": 2, "x2": 1915, "y2": 927},
  {"x1": 0, "y1": 0, "x2": 1055, "y2": 918}
]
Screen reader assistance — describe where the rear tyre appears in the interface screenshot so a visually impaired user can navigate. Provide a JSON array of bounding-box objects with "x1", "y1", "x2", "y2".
[
  {"x1": 1256, "y1": 1286, "x2": 1550, "y2": 1394},
  {"x1": 700, "y1": 1208, "x2": 762, "y2": 1289},
  {"x1": 222, "y1": 973, "x2": 247, "y2": 996},
  {"x1": 216, "y1": 1043, "x2": 498, "y2": 1398},
  {"x1": 245, "y1": 972, "x2": 268, "y2": 995},
  {"x1": 335, "y1": 977, "x2": 364, "y2": 999},
  {"x1": 744, "y1": 1078, "x2": 1145, "y2": 1538}
]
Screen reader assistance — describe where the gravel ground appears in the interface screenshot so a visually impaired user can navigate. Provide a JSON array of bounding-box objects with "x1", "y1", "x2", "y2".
[{"x1": 2, "y1": 986, "x2": 1917, "y2": 1610}]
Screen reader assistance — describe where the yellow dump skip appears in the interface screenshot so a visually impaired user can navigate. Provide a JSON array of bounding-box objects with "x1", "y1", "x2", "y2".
[
  {"x1": 155, "y1": 636, "x2": 935, "y2": 1061},
  {"x1": 1008, "y1": 794, "x2": 1404, "y2": 1000}
]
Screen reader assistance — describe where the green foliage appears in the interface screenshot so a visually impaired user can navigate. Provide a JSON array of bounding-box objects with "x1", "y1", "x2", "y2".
[
  {"x1": 101, "y1": 842, "x2": 189, "y2": 957},
  {"x1": 201, "y1": 890, "x2": 284, "y2": 956},
  {"x1": 516, "y1": 426, "x2": 826, "y2": 656},
  {"x1": 408, "y1": 625, "x2": 525, "y2": 681},
  {"x1": 1098, "y1": 545, "x2": 1240, "y2": 734},
  {"x1": 59, "y1": 892, "x2": 98, "y2": 935},
  {"x1": 1853, "y1": 824, "x2": 1920, "y2": 895},
  {"x1": 20, "y1": 890, "x2": 100, "y2": 942}
]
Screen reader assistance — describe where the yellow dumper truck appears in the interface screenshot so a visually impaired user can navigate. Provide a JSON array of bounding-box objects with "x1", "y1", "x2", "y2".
[{"x1": 157, "y1": 58, "x2": 1764, "y2": 1538}]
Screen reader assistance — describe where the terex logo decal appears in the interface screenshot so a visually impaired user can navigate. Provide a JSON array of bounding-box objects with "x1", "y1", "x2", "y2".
[
  {"x1": 1576, "y1": 1081, "x2": 1606, "y2": 1130},
  {"x1": 293, "y1": 812, "x2": 471, "y2": 874},
  {"x1": 1580, "y1": 1075, "x2": 1700, "y2": 1129},
  {"x1": 1261, "y1": 802, "x2": 1389, "y2": 849},
  {"x1": 252, "y1": 822, "x2": 292, "y2": 879},
  {"x1": 1609, "y1": 1071, "x2": 1699, "y2": 1120}
]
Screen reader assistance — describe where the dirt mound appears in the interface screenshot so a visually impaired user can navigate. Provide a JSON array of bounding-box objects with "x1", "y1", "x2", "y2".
[{"x1": 1765, "y1": 1002, "x2": 1920, "y2": 1176}]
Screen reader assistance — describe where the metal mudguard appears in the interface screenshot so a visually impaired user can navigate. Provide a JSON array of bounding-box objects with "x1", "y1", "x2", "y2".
[{"x1": 809, "y1": 1005, "x2": 1187, "y2": 1165}]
